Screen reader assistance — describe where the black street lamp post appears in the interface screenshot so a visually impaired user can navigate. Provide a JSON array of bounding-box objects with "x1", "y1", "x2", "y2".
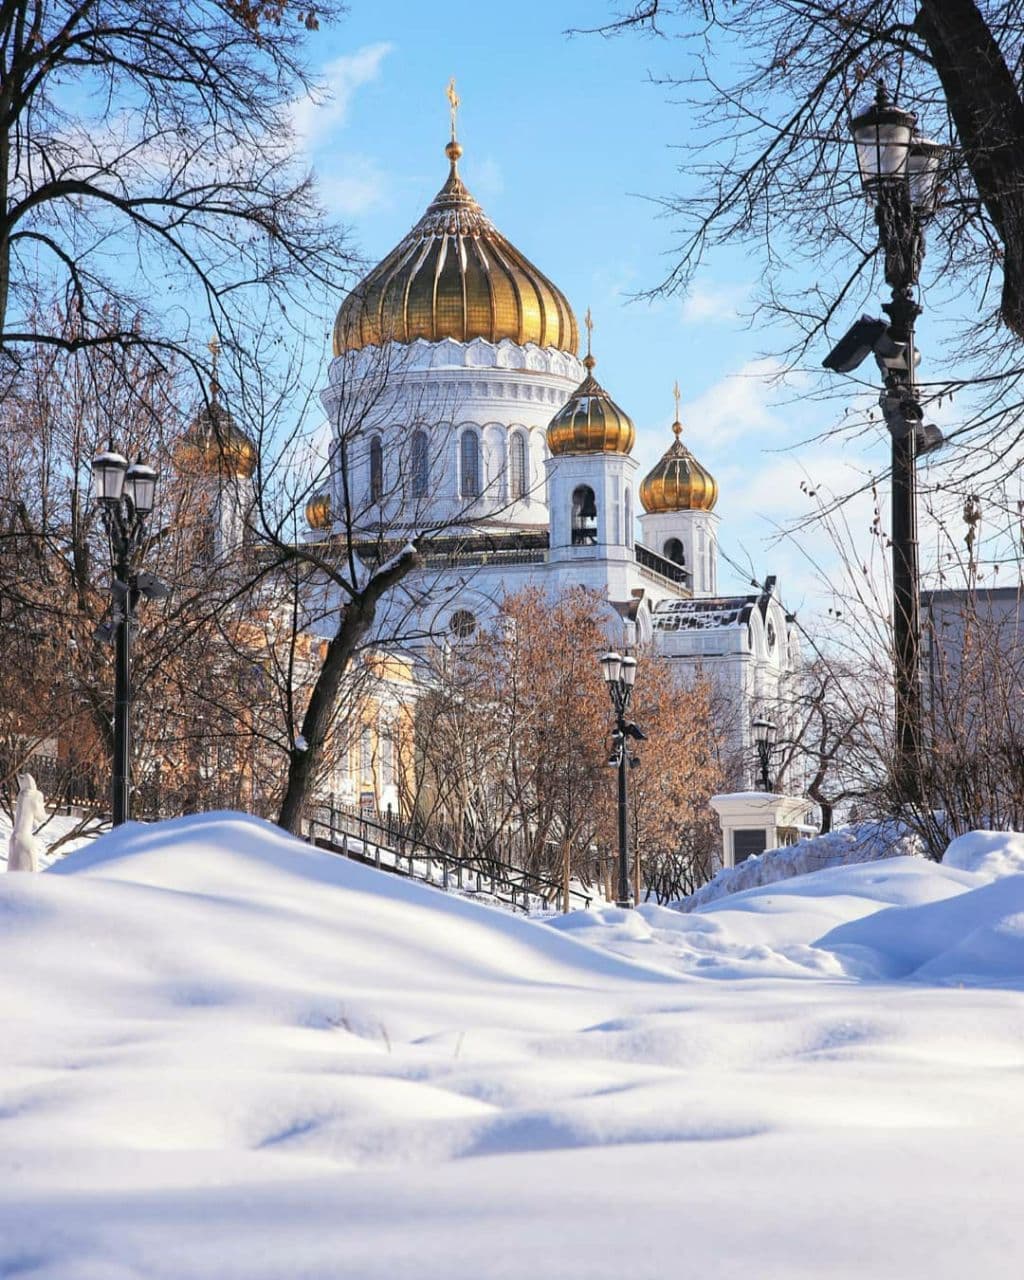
[
  {"x1": 752, "y1": 715, "x2": 777, "y2": 792},
  {"x1": 91, "y1": 450, "x2": 160, "y2": 826},
  {"x1": 827, "y1": 82, "x2": 944, "y2": 805},
  {"x1": 600, "y1": 650, "x2": 644, "y2": 908}
]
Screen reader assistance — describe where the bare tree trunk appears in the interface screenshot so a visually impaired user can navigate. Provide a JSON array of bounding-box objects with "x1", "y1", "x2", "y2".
[
  {"x1": 916, "y1": 0, "x2": 1024, "y2": 337},
  {"x1": 276, "y1": 544, "x2": 418, "y2": 835}
]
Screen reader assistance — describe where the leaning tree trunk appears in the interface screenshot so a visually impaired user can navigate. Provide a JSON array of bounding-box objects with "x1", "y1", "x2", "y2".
[
  {"x1": 276, "y1": 543, "x2": 418, "y2": 835},
  {"x1": 916, "y1": 0, "x2": 1024, "y2": 339}
]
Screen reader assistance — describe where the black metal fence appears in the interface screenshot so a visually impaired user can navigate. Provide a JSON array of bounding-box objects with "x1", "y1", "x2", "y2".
[{"x1": 307, "y1": 802, "x2": 593, "y2": 914}]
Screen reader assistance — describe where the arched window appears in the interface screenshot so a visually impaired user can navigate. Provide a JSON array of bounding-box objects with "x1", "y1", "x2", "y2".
[
  {"x1": 624, "y1": 486, "x2": 633, "y2": 547},
  {"x1": 369, "y1": 435, "x2": 383, "y2": 503},
  {"x1": 460, "y1": 430, "x2": 480, "y2": 498},
  {"x1": 571, "y1": 485, "x2": 598, "y2": 546},
  {"x1": 410, "y1": 430, "x2": 429, "y2": 499},
  {"x1": 664, "y1": 537, "x2": 685, "y2": 566},
  {"x1": 510, "y1": 431, "x2": 528, "y2": 500},
  {"x1": 450, "y1": 609, "x2": 477, "y2": 639}
]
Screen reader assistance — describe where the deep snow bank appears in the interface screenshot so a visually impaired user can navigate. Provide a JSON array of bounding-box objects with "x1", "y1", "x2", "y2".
[
  {"x1": 678, "y1": 819, "x2": 924, "y2": 912},
  {"x1": 3, "y1": 813, "x2": 1024, "y2": 1280}
]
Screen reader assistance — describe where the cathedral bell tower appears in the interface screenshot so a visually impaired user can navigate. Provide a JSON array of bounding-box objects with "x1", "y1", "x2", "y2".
[
  {"x1": 175, "y1": 338, "x2": 258, "y2": 561},
  {"x1": 544, "y1": 313, "x2": 638, "y2": 562},
  {"x1": 638, "y1": 384, "x2": 719, "y2": 597}
]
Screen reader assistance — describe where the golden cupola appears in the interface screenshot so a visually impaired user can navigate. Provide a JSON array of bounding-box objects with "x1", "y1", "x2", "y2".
[
  {"x1": 333, "y1": 115, "x2": 577, "y2": 356},
  {"x1": 639, "y1": 414, "x2": 718, "y2": 514},
  {"x1": 177, "y1": 341, "x2": 257, "y2": 479},
  {"x1": 305, "y1": 487, "x2": 332, "y2": 531},
  {"x1": 546, "y1": 315, "x2": 635, "y2": 456}
]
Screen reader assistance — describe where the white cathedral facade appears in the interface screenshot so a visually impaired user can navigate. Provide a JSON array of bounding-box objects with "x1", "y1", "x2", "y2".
[{"x1": 300, "y1": 127, "x2": 800, "y2": 787}]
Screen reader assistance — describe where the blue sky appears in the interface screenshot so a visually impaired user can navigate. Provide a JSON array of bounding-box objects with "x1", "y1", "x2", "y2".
[{"x1": 290, "y1": 1, "x2": 973, "y2": 618}]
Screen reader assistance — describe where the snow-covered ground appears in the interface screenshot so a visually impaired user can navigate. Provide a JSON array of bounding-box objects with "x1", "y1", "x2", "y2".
[{"x1": 1, "y1": 813, "x2": 1023, "y2": 1278}]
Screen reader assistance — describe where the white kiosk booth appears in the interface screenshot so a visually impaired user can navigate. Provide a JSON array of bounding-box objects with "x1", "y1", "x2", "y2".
[{"x1": 710, "y1": 792, "x2": 815, "y2": 870}]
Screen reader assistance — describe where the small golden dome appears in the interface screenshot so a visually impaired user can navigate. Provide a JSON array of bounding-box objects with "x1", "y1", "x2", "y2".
[
  {"x1": 333, "y1": 140, "x2": 578, "y2": 356},
  {"x1": 305, "y1": 488, "x2": 332, "y2": 531},
  {"x1": 639, "y1": 420, "x2": 718, "y2": 513},
  {"x1": 546, "y1": 354, "x2": 636, "y2": 456},
  {"x1": 177, "y1": 385, "x2": 257, "y2": 478}
]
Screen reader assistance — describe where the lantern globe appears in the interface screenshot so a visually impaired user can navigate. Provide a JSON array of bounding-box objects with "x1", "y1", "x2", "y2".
[
  {"x1": 125, "y1": 461, "x2": 158, "y2": 515},
  {"x1": 600, "y1": 651, "x2": 623, "y2": 686},
  {"x1": 851, "y1": 82, "x2": 917, "y2": 191},
  {"x1": 91, "y1": 451, "x2": 129, "y2": 503}
]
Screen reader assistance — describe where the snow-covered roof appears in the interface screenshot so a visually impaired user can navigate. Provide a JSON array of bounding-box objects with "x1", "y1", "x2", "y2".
[{"x1": 651, "y1": 595, "x2": 757, "y2": 632}]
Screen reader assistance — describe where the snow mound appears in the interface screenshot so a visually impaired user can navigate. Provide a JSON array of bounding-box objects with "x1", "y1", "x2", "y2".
[
  {"x1": 677, "y1": 819, "x2": 924, "y2": 912},
  {"x1": 942, "y1": 829, "x2": 1024, "y2": 879},
  {"x1": 3, "y1": 813, "x2": 1024, "y2": 1279}
]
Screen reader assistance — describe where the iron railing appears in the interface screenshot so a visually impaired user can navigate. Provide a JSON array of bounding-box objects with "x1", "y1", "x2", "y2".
[{"x1": 307, "y1": 803, "x2": 592, "y2": 914}]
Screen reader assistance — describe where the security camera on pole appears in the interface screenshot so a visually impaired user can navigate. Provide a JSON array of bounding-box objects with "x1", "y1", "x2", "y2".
[{"x1": 822, "y1": 81, "x2": 945, "y2": 805}]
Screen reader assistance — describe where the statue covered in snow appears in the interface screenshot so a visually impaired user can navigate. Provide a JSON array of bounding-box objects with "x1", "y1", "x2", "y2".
[{"x1": 6, "y1": 774, "x2": 46, "y2": 873}]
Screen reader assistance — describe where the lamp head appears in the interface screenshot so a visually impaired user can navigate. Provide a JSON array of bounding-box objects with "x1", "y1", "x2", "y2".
[
  {"x1": 600, "y1": 651, "x2": 623, "y2": 686},
  {"x1": 851, "y1": 81, "x2": 917, "y2": 193},
  {"x1": 620, "y1": 655, "x2": 638, "y2": 688},
  {"x1": 125, "y1": 460, "x2": 158, "y2": 515},
  {"x1": 752, "y1": 715, "x2": 777, "y2": 746},
  {"x1": 91, "y1": 451, "x2": 129, "y2": 504},
  {"x1": 907, "y1": 136, "x2": 944, "y2": 216}
]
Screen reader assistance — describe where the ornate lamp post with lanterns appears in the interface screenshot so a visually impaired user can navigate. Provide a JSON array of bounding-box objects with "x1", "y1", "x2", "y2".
[
  {"x1": 599, "y1": 650, "x2": 646, "y2": 908},
  {"x1": 91, "y1": 449, "x2": 164, "y2": 826},
  {"x1": 824, "y1": 82, "x2": 944, "y2": 804}
]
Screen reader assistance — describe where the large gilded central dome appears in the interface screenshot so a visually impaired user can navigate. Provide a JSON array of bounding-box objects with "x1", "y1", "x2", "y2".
[{"x1": 333, "y1": 141, "x2": 578, "y2": 357}]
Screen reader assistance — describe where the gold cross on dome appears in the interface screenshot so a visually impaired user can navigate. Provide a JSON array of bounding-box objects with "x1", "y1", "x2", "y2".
[
  {"x1": 446, "y1": 77, "x2": 460, "y2": 142},
  {"x1": 584, "y1": 307, "x2": 594, "y2": 356},
  {"x1": 673, "y1": 380, "x2": 681, "y2": 420}
]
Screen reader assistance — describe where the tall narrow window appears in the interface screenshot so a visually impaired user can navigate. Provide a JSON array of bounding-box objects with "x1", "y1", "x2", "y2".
[
  {"x1": 664, "y1": 538, "x2": 685, "y2": 566},
  {"x1": 369, "y1": 435, "x2": 384, "y2": 503},
  {"x1": 510, "y1": 431, "x2": 528, "y2": 500},
  {"x1": 360, "y1": 725, "x2": 373, "y2": 786},
  {"x1": 624, "y1": 486, "x2": 633, "y2": 547},
  {"x1": 461, "y1": 430, "x2": 480, "y2": 498},
  {"x1": 571, "y1": 485, "x2": 598, "y2": 545},
  {"x1": 380, "y1": 720, "x2": 396, "y2": 788},
  {"x1": 410, "y1": 430, "x2": 429, "y2": 499}
]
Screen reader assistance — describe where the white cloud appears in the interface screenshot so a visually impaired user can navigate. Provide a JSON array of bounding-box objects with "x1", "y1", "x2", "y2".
[
  {"x1": 679, "y1": 357, "x2": 807, "y2": 448},
  {"x1": 318, "y1": 157, "x2": 389, "y2": 216},
  {"x1": 680, "y1": 280, "x2": 751, "y2": 325},
  {"x1": 291, "y1": 43, "x2": 393, "y2": 152}
]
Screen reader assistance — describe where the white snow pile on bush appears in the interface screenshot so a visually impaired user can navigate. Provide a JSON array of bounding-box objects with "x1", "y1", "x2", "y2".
[
  {"x1": 2, "y1": 812, "x2": 1024, "y2": 1280},
  {"x1": 0, "y1": 808, "x2": 99, "y2": 869},
  {"x1": 677, "y1": 818, "x2": 924, "y2": 912}
]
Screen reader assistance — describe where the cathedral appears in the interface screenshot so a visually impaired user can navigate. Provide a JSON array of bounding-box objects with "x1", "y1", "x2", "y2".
[{"x1": 301, "y1": 115, "x2": 800, "y2": 788}]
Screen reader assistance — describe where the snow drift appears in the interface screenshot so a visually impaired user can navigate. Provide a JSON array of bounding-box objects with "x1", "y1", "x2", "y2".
[{"x1": 1, "y1": 811, "x2": 1023, "y2": 1280}]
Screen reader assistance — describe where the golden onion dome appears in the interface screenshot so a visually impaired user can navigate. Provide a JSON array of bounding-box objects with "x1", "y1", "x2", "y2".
[
  {"x1": 546, "y1": 354, "x2": 636, "y2": 456},
  {"x1": 333, "y1": 139, "x2": 578, "y2": 356},
  {"x1": 639, "y1": 419, "x2": 718, "y2": 513},
  {"x1": 305, "y1": 487, "x2": 332, "y2": 531},
  {"x1": 177, "y1": 383, "x2": 257, "y2": 479}
]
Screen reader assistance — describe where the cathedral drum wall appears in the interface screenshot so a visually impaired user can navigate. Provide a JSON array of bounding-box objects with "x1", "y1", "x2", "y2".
[{"x1": 322, "y1": 338, "x2": 584, "y2": 533}]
